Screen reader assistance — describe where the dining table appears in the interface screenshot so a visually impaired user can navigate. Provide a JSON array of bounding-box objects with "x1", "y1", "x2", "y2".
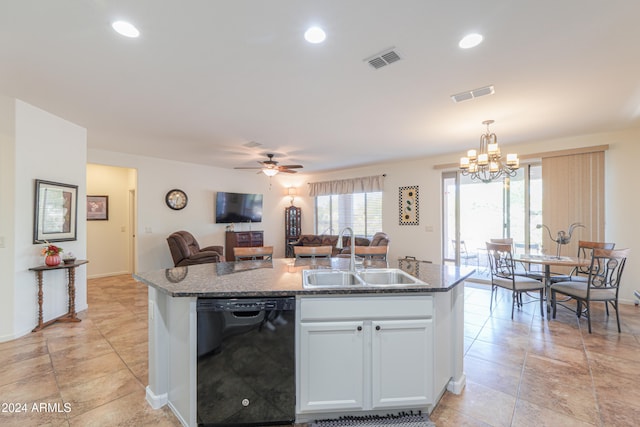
[{"x1": 515, "y1": 254, "x2": 591, "y2": 312}]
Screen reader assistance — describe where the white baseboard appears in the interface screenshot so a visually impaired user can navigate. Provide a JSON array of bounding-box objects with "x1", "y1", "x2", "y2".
[
  {"x1": 447, "y1": 372, "x2": 466, "y2": 395},
  {"x1": 167, "y1": 401, "x2": 189, "y2": 427},
  {"x1": 87, "y1": 271, "x2": 131, "y2": 279},
  {"x1": 145, "y1": 386, "x2": 168, "y2": 410}
]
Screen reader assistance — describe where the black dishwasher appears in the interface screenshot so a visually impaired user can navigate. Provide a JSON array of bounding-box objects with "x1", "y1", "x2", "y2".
[{"x1": 196, "y1": 297, "x2": 296, "y2": 426}]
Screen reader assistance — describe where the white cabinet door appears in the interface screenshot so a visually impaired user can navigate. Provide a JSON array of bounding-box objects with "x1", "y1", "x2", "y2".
[
  {"x1": 299, "y1": 321, "x2": 366, "y2": 413},
  {"x1": 371, "y1": 319, "x2": 433, "y2": 409}
]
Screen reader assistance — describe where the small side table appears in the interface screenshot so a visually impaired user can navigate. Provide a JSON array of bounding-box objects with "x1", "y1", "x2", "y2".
[{"x1": 29, "y1": 260, "x2": 88, "y2": 332}]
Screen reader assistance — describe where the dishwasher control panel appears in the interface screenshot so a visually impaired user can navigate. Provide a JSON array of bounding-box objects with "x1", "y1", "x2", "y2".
[{"x1": 197, "y1": 297, "x2": 295, "y2": 312}]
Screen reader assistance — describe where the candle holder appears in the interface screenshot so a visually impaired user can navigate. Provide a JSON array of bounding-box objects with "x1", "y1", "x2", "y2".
[{"x1": 536, "y1": 223, "x2": 585, "y2": 258}]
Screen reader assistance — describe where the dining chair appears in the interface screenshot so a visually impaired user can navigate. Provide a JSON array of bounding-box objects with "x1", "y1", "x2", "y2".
[
  {"x1": 233, "y1": 246, "x2": 274, "y2": 261},
  {"x1": 294, "y1": 245, "x2": 333, "y2": 259},
  {"x1": 485, "y1": 242, "x2": 545, "y2": 319},
  {"x1": 490, "y1": 238, "x2": 545, "y2": 281},
  {"x1": 562, "y1": 240, "x2": 616, "y2": 282},
  {"x1": 551, "y1": 248, "x2": 629, "y2": 333},
  {"x1": 541, "y1": 240, "x2": 616, "y2": 285}
]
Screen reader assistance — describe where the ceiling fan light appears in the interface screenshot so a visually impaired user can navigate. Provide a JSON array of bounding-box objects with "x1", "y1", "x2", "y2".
[{"x1": 262, "y1": 168, "x2": 278, "y2": 177}]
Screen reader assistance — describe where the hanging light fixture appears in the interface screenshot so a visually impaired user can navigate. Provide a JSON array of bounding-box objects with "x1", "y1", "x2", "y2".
[
  {"x1": 459, "y1": 120, "x2": 520, "y2": 183},
  {"x1": 262, "y1": 167, "x2": 278, "y2": 177}
]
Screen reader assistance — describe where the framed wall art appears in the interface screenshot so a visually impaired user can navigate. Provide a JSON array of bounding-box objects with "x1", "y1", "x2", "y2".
[
  {"x1": 399, "y1": 185, "x2": 419, "y2": 225},
  {"x1": 87, "y1": 195, "x2": 109, "y2": 220},
  {"x1": 33, "y1": 179, "x2": 78, "y2": 243}
]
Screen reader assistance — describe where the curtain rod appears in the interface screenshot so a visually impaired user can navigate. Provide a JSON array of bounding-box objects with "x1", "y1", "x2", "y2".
[{"x1": 307, "y1": 173, "x2": 386, "y2": 184}]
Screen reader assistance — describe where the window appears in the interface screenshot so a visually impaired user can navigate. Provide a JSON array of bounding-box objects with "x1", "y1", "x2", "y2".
[{"x1": 315, "y1": 192, "x2": 382, "y2": 237}]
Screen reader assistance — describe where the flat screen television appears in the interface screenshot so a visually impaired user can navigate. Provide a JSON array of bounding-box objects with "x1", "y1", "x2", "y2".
[{"x1": 215, "y1": 192, "x2": 263, "y2": 223}]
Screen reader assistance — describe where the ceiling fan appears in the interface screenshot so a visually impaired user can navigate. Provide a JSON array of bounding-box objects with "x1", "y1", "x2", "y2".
[{"x1": 234, "y1": 153, "x2": 303, "y2": 176}]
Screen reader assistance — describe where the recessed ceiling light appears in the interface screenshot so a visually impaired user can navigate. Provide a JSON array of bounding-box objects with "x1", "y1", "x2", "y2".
[
  {"x1": 304, "y1": 26, "x2": 326, "y2": 44},
  {"x1": 112, "y1": 20, "x2": 140, "y2": 38},
  {"x1": 459, "y1": 33, "x2": 483, "y2": 49}
]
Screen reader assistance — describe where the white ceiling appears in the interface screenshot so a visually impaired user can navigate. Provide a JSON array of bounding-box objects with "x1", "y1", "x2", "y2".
[{"x1": 2, "y1": 1, "x2": 640, "y2": 173}]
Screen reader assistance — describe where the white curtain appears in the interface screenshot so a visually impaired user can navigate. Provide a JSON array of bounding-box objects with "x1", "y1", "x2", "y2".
[{"x1": 308, "y1": 175, "x2": 385, "y2": 196}]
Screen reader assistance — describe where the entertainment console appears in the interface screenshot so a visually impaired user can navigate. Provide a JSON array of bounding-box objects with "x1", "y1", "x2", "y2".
[{"x1": 225, "y1": 231, "x2": 264, "y2": 261}]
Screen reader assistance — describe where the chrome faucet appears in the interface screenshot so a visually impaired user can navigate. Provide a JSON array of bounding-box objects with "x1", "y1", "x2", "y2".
[{"x1": 336, "y1": 227, "x2": 356, "y2": 272}]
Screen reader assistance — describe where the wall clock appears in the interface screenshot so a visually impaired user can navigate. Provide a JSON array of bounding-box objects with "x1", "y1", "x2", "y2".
[{"x1": 165, "y1": 189, "x2": 188, "y2": 210}]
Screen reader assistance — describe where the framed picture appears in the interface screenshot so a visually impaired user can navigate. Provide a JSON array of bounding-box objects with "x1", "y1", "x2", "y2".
[
  {"x1": 399, "y1": 185, "x2": 419, "y2": 225},
  {"x1": 87, "y1": 195, "x2": 109, "y2": 220},
  {"x1": 33, "y1": 179, "x2": 78, "y2": 243}
]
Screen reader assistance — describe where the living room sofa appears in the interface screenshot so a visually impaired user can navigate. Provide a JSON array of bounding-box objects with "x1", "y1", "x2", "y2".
[{"x1": 291, "y1": 234, "x2": 373, "y2": 257}]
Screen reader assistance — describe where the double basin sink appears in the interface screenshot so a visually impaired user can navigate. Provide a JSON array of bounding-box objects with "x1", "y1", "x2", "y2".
[{"x1": 303, "y1": 268, "x2": 427, "y2": 289}]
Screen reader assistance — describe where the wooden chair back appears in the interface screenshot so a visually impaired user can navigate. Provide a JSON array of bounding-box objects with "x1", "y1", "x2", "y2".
[
  {"x1": 294, "y1": 245, "x2": 333, "y2": 259},
  {"x1": 575, "y1": 240, "x2": 615, "y2": 276},
  {"x1": 234, "y1": 246, "x2": 274, "y2": 261},
  {"x1": 353, "y1": 245, "x2": 388, "y2": 260},
  {"x1": 586, "y1": 248, "x2": 629, "y2": 291}
]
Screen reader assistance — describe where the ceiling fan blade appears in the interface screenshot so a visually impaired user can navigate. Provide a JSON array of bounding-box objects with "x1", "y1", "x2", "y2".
[{"x1": 235, "y1": 153, "x2": 303, "y2": 173}]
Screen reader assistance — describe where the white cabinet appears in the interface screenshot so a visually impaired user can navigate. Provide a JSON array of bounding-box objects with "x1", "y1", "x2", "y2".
[
  {"x1": 371, "y1": 319, "x2": 433, "y2": 409},
  {"x1": 297, "y1": 295, "x2": 433, "y2": 415},
  {"x1": 299, "y1": 321, "x2": 366, "y2": 412}
]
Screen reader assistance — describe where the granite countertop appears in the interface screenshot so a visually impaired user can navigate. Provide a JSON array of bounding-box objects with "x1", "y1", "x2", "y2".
[{"x1": 133, "y1": 258, "x2": 475, "y2": 298}]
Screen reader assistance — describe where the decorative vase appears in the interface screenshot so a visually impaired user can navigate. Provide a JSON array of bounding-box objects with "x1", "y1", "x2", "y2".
[{"x1": 45, "y1": 254, "x2": 61, "y2": 267}]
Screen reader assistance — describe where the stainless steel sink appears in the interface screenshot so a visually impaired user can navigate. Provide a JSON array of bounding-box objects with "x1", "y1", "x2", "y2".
[
  {"x1": 357, "y1": 268, "x2": 426, "y2": 286},
  {"x1": 302, "y1": 268, "x2": 425, "y2": 288},
  {"x1": 303, "y1": 270, "x2": 365, "y2": 288}
]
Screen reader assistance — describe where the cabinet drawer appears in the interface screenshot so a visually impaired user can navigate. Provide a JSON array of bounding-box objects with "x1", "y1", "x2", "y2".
[{"x1": 300, "y1": 295, "x2": 432, "y2": 321}]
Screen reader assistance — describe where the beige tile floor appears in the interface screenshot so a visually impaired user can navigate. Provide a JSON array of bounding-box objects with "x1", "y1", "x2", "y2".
[{"x1": 1, "y1": 275, "x2": 639, "y2": 426}]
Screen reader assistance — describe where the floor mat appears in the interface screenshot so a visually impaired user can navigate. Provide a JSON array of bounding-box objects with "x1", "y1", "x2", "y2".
[{"x1": 310, "y1": 412, "x2": 435, "y2": 427}]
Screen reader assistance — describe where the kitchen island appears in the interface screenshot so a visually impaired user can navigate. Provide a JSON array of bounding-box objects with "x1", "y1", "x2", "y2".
[{"x1": 134, "y1": 258, "x2": 473, "y2": 426}]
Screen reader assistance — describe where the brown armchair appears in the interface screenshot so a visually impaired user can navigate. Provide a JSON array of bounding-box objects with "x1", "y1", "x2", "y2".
[{"x1": 167, "y1": 231, "x2": 225, "y2": 267}]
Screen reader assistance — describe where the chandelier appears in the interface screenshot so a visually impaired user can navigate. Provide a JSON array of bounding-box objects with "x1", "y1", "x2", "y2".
[{"x1": 459, "y1": 120, "x2": 520, "y2": 183}]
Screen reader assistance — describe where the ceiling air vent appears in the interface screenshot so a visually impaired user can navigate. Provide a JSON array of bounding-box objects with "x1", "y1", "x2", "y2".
[
  {"x1": 451, "y1": 85, "x2": 495, "y2": 103},
  {"x1": 242, "y1": 141, "x2": 262, "y2": 148},
  {"x1": 365, "y1": 47, "x2": 402, "y2": 69}
]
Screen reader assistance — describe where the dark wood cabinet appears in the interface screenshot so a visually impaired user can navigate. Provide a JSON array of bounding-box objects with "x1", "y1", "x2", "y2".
[
  {"x1": 225, "y1": 231, "x2": 264, "y2": 261},
  {"x1": 285, "y1": 206, "x2": 302, "y2": 257}
]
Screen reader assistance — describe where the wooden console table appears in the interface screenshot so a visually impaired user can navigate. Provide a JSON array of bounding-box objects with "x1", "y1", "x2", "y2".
[{"x1": 29, "y1": 260, "x2": 88, "y2": 332}]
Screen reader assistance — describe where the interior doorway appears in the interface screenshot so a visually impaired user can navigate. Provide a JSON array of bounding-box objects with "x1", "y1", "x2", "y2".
[{"x1": 86, "y1": 164, "x2": 138, "y2": 278}]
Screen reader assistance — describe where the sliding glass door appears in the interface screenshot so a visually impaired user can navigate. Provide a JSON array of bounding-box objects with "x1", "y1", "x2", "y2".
[{"x1": 443, "y1": 164, "x2": 542, "y2": 267}]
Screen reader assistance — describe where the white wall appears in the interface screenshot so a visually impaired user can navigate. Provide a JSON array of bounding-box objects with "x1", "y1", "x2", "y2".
[
  {"x1": 0, "y1": 99, "x2": 87, "y2": 341},
  {"x1": 86, "y1": 164, "x2": 135, "y2": 278},
  {"x1": 87, "y1": 149, "x2": 303, "y2": 273},
  {"x1": 0, "y1": 95, "x2": 17, "y2": 341}
]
